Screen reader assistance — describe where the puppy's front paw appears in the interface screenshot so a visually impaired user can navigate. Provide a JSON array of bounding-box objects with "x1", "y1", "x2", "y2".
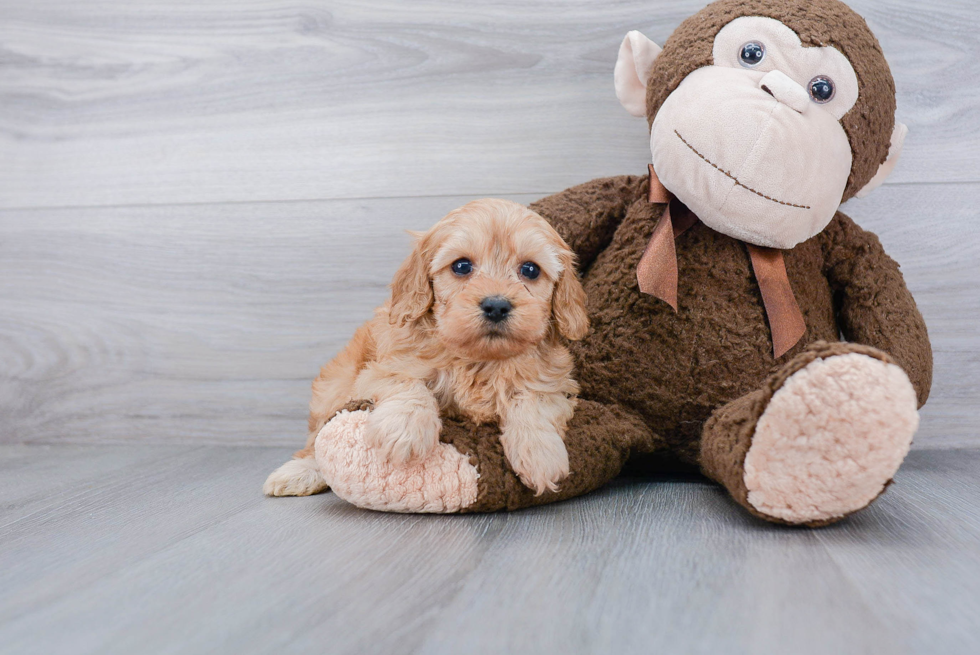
[
  {"x1": 502, "y1": 428, "x2": 570, "y2": 496},
  {"x1": 364, "y1": 400, "x2": 442, "y2": 465}
]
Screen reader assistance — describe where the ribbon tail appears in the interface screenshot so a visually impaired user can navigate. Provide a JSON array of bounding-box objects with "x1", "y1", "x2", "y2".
[
  {"x1": 636, "y1": 204, "x2": 679, "y2": 310},
  {"x1": 746, "y1": 244, "x2": 806, "y2": 358},
  {"x1": 648, "y1": 164, "x2": 671, "y2": 204}
]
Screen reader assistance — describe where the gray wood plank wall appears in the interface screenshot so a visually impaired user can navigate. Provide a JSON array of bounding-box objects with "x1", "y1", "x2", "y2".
[{"x1": 1, "y1": 0, "x2": 978, "y2": 448}]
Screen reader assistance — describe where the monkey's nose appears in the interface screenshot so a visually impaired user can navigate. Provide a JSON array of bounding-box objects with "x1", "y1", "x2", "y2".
[
  {"x1": 759, "y1": 70, "x2": 810, "y2": 114},
  {"x1": 480, "y1": 297, "x2": 512, "y2": 323}
]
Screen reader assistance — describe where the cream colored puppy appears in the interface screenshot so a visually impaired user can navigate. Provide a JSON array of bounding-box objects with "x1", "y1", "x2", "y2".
[{"x1": 263, "y1": 199, "x2": 589, "y2": 497}]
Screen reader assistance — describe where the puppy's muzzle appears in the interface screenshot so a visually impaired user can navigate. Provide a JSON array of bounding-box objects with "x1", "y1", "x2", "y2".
[{"x1": 480, "y1": 296, "x2": 512, "y2": 324}]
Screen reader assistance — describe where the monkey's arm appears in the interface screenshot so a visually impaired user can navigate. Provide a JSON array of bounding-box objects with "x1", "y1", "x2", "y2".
[
  {"x1": 530, "y1": 174, "x2": 647, "y2": 270},
  {"x1": 821, "y1": 212, "x2": 933, "y2": 406}
]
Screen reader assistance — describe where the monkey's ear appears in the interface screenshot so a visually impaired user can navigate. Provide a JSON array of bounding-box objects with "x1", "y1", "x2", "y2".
[
  {"x1": 856, "y1": 122, "x2": 908, "y2": 199},
  {"x1": 614, "y1": 31, "x2": 662, "y2": 118}
]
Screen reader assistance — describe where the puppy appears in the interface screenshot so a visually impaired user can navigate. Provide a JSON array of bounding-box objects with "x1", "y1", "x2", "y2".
[{"x1": 263, "y1": 198, "x2": 589, "y2": 497}]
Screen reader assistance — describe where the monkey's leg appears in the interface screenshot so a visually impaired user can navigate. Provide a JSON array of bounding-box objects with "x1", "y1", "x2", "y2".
[
  {"x1": 315, "y1": 399, "x2": 659, "y2": 513},
  {"x1": 699, "y1": 342, "x2": 919, "y2": 527},
  {"x1": 449, "y1": 399, "x2": 660, "y2": 512}
]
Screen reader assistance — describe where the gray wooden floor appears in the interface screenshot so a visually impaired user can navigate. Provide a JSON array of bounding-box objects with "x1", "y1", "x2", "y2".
[
  {"x1": 1, "y1": 0, "x2": 979, "y2": 653},
  {"x1": 1, "y1": 446, "x2": 979, "y2": 654}
]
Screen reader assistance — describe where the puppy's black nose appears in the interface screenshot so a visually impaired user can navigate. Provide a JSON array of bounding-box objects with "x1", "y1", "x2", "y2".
[{"x1": 480, "y1": 296, "x2": 512, "y2": 323}]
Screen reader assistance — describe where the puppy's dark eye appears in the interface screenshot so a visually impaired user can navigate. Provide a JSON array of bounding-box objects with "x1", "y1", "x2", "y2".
[
  {"x1": 451, "y1": 258, "x2": 473, "y2": 276},
  {"x1": 809, "y1": 76, "x2": 835, "y2": 103},
  {"x1": 519, "y1": 262, "x2": 540, "y2": 280}
]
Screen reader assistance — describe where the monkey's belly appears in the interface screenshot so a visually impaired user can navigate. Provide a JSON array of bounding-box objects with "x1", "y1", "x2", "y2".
[{"x1": 571, "y1": 217, "x2": 839, "y2": 462}]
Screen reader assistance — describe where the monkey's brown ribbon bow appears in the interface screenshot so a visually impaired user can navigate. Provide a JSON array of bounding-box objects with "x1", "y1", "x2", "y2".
[{"x1": 637, "y1": 164, "x2": 806, "y2": 358}]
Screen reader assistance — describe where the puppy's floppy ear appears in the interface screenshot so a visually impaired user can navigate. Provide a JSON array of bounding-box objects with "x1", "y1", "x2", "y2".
[
  {"x1": 552, "y1": 249, "x2": 589, "y2": 340},
  {"x1": 389, "y1": 230, "x2": 434, "y2": 327}
]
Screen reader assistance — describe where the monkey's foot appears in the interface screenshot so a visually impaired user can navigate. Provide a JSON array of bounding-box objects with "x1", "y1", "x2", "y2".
[
  {"x1": 315, "y1": 409, "x2": 479, "y2": 513},
  {"x1": 743, "y1": 352, "x2": 918, "y2": 524}
]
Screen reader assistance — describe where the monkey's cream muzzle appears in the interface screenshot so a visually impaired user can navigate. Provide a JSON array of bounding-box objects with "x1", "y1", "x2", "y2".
[{"x1": 650, "y1": 65, "x2": 853, "y2": 249}]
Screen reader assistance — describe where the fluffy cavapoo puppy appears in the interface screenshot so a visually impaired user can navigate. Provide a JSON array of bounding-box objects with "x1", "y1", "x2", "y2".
[{"x1": 263, "y1": 198, "x2": 589, "y2": 497}]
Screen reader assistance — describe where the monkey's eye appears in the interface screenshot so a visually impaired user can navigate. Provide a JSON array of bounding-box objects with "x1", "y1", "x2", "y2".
[
  {"x1": 451, "y1": 258, "x2": 473, "y2": 276},
  {"x1": 739, "y1": 41, "x2": 766, "y2": 67},
  {"x1": 808, "y1": 76, "x2": 836, "y2": 103},
  {"x1": 519, "y1": 262, "x2": 540, "y2": 280}
]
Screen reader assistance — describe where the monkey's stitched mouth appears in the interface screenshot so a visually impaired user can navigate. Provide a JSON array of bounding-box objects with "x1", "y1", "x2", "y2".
[{"x1": 674, "y1": 130, "x2": 811, "y2": 210}]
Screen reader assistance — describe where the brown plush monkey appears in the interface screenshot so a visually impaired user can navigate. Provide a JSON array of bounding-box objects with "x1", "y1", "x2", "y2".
[{"x1": 304, "y1": 0, "x2": 933, "y2": 526}]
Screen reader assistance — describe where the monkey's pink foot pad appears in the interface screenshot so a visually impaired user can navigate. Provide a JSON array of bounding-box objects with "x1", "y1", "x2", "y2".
[
  {"x1": 315, "y1": 410, "x2": 479, "y2": 513},
  {"x1": 744, "y1": 353, "x2": 919, "y2": 524}
]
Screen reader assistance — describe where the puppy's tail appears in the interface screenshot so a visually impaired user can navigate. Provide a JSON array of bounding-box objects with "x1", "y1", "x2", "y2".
[{"x1": 263, "y1": 321, "x2": 374, "y2": 497}]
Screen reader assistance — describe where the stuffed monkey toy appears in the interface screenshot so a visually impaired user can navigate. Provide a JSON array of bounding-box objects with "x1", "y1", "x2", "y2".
[{"x1": 304, "y1": 0, "x2": 932, "y2": 526}]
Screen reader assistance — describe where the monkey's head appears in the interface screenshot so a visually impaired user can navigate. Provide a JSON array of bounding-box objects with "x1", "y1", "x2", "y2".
[{"x1": 615, "y1": 0, "x2": 905, "y2": 248}]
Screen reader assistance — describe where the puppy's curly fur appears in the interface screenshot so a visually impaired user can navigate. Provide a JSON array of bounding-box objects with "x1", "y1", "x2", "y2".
[{"x1": 264, "y1": 199, "x2": 589, "y2": 497}]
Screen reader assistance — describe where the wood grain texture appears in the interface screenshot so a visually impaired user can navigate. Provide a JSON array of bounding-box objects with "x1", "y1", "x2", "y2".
[
  {"x1": 1, "y1": 3, "x2": 976, "y2": 653},
  {"x1": 1, "y1": 184, "x2": 976, "y2": 448},
  {"x1": 1, "y1": 0, "x2": 978, "y2": 209},
  {"x1": 0, "y1": 445, "x2": 977, "y2": 654},
  {"x1": 0, "y1": 193, "x2": 534, "y2": 445}
]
